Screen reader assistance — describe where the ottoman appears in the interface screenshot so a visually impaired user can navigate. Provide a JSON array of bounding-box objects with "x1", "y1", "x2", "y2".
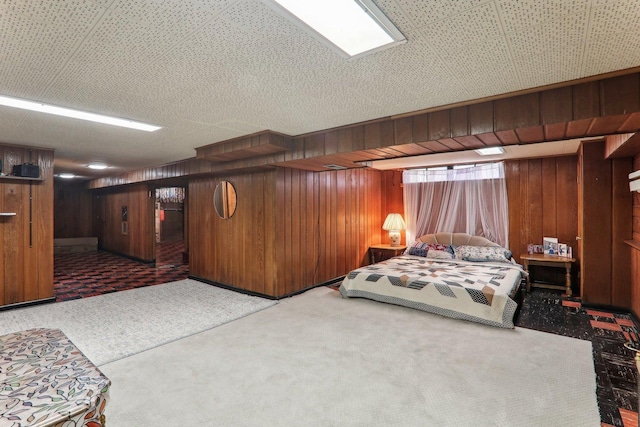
[{"x1": 0, "y1": 328, "x2": 110, "y2": 426}]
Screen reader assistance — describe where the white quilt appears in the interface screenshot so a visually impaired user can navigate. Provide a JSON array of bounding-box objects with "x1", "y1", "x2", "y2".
[{"x1": 339, "y1": 255, "x2": 525, "y2": 328}]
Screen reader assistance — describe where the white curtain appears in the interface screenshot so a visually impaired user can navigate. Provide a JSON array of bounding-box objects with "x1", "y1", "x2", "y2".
[{"x1": 403, "y1": 162, "x2": 509, "y2": 248}]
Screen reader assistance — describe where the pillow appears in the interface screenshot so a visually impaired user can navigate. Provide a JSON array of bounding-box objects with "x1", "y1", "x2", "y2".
[
  {"x1": 405, "y1": 241, "x2": 448, "y2": 257},
  {"x1": 426, "y1": 249, "x2": 454, "y2": 259},
  {"x1": 457, "y1": 245, "x2": 512, "y2": 263}
]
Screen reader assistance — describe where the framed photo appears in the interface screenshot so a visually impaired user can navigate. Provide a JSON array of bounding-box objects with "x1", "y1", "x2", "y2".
[
  {"x1": 528, "y1": 244, "x2": 545, "y2": 254},
  {"x1": 543, "y1": 237, "x2": 558, "y2": 255},
  {"x1": 557, "y1": 243, "x2": 568, "y2": 257}
]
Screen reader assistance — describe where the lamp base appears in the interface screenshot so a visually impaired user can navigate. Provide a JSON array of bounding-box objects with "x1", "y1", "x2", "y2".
[{"x1": 388, "y1": 231, "x2": 401, "y2": 247}]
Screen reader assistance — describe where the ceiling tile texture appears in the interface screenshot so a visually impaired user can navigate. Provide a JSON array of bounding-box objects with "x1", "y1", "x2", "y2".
[{"x1": 0, "y1": 0, "x2": 639, "y2": 176}]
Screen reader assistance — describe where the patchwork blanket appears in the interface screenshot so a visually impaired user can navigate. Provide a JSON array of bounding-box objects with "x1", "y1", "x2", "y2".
[{"x1": 339, "y1": 255, "x2": 525, "y2": 328}]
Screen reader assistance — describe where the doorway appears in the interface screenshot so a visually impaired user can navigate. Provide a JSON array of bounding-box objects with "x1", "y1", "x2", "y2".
[{"x1": 155, "y1": 187, "x2": 187, "y2": 266}]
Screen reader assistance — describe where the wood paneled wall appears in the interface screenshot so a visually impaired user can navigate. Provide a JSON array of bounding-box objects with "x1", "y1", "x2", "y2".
[
  {"x1": 630, "y1": 155, "x2": 640, "y2": 316},
  {"x1": 0, "y1": 144, "x2": 54, "y2": 306},
  {"x1": 189, "y1": 171, "x2": 279, "y2": 296},
  {"x1": 505, "y1": 156, "x2": 578, "y2": 265},
  {"x1": 93, "y1": 184, "x2": 155, "y2": 262},
  {"x1": 633, "y1": 155, "x2": 640, "y2": 242},
  {"x1": 275, "y1": 167, "x2": 383, "y2": 295},
  {"x1": 189, "y1": 168, "x2": 384, "y2": 298},
  {"x1": 54, "y1": 180, "x2": 93, "y2": 238},
  {"x1": 381, "y1": 170, "x2": 405, "y2": 244}
]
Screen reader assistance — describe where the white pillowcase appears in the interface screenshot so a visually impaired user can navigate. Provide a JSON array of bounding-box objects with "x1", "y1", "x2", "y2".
[{"x1": 426, "y1": 249, "x2": 454, "y2": 259}]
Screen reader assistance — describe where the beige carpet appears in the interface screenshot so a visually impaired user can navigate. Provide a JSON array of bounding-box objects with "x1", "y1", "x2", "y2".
[
  {"x1": 0, "y1": 279, "x2": 276, "y2": 365},
  {"x1": 100, "y1": 287, "x2": 600, "y2": 426}
]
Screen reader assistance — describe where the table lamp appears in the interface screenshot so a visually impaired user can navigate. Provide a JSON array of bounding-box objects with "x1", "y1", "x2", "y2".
[{"x1": 382, "y1": 213, "x2": 406, "y2": 246}]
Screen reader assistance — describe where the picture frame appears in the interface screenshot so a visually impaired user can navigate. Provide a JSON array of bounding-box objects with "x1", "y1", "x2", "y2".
[
  {"x1": 557, "y1": 243, "x2": 568, "y2": 257},
  {"x1": 527, "y1": 244, "x2": 545, "y2": 254},
  {"x1": 543, "y1": 237, "x2": 558, "y2": 255}
]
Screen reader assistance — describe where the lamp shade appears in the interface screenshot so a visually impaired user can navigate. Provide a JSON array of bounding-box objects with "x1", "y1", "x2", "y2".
[{"x1": 382, "y1": 213, "x2": 406, "y2": 231}]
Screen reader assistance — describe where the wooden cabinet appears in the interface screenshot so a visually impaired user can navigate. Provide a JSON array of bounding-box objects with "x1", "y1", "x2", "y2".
[
  {"x1": 577, "y1": 140, "x2": 632, "y2": 306},
  {"x1": 0, "y1": 144, "x2": 54, "y2": 308},
  {"x1": 368, "y1": 244, "x2": 407, "y2": 264}
]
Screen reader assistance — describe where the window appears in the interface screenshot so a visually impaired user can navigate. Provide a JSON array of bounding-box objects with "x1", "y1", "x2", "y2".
[{"x1": 403, "y1": 162, "x2": 509, "y2": 247}]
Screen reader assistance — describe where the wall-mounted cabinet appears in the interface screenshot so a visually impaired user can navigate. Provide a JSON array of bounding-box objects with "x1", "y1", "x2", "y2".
[{"x1": 0, "y1": 144, "x2": 54, "y2": 307}]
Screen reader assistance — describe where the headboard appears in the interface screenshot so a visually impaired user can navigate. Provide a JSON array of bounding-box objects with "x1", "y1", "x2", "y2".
[{"x1": 416, "y1": 232, "x2": 500, "y2": 247}]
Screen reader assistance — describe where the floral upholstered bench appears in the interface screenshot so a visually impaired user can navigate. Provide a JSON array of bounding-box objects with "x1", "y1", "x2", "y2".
[{"x1": 0, "y1": 328, "x2": 110, "y2": 427}]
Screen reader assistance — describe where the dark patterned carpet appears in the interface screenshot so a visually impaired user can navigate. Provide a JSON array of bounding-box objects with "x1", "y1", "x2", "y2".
[
  {"x1": 516, "y1": 289, "x2": 638, "y2": 427},
  {"x1": 54, "y1": 240, "x2": 188, "y2": 302}
]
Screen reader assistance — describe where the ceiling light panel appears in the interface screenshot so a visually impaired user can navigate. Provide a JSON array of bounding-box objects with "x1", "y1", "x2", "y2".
[
  {"x1": 0, "y1": 95, "x2": 161, "y2": 131},
  {"x1": 265, "y1": 0, "x2": 405, "y2": 58},
  {"x1": 476, "y1": 147, "x2": 505, "y2": 156}
]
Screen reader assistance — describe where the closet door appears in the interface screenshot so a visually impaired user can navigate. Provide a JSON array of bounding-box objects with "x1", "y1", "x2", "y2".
[{"x1": 578, "y1": 140, "x2": 612, "y2": 305}]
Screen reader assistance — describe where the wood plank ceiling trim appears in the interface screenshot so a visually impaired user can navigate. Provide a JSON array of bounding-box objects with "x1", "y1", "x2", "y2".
[{"x1": 89, "y1": 72, "x2": 640, "y2": 188}]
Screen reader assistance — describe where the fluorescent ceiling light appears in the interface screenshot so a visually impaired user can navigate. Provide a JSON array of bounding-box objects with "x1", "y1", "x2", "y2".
[
  {"x1": 88, "y1": 163, "x2": 108, "y2": 170},
  {"x1": 59, "y1": 173, "x2": 76, "y2": 179},
  {"x1": 475, "y1": 147, "x2": 505, "y2": 156},
  {"x1": 0, "y1": 95, "x2": 161, "y2": 132},
  {"x1": 268, "y1": 0, "x2": 405, "y2": 58}
]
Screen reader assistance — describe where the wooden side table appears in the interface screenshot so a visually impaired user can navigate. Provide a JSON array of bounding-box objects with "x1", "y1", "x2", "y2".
[
  {"x1": 369, "y1": 244, "x2": 407, "y2": 264},
  {"x1": 520, "y1": 253, "x2": 576, "y2": 296}
]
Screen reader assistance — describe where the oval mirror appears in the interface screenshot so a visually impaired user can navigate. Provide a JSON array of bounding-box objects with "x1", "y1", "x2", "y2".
[{"x1": 213, "y1": 180, "x2": 237, "y2": 219}]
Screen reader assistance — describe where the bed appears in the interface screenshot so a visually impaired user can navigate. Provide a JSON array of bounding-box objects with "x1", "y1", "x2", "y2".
[{"x1": 339, "y1": 232, "x2": 525, "y2": 328}]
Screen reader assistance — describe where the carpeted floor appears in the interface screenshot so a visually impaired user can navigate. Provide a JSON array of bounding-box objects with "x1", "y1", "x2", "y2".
[
  {"x1": 49, "y1": 246, "x2": 639, "y2": 426},
  {"x1": 0, "y1": 279, "x2": 276, "y2": 366},
  {"x1": 100, "y1": 287, "x2": 600, "y2": 427}
]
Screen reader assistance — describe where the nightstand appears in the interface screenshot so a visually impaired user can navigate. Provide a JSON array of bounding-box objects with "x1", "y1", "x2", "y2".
[
  {"x1": 368, "y1": 244, "x2": 407, "y2": 264},
  {"x1": 520, "y1": 253, "x2": 576, "y2": 296}
]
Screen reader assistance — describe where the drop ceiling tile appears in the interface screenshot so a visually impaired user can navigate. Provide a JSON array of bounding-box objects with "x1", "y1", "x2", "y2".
[
  {"x1": 421, "y1": 2, "x2": 505, "y2": 48},
  {"x1": 416, "y1": 2, "x2": 520, "y2": 97},
  {"x1": 392, "y1": 0, "x2": 488, "y2": 29},
  {"x1": 582, "y1": 1, "x2": 640, "y2": 75},
  {"x1": 507, "y1": 14, "x2": 587, "y2": 87},
  {"x1": 496, "y1": 0, "x2": 591, "y2": 34},
  {"x1": 371, "y1": 0, "x2": 416, "y2": 33},
  {"x1": 0, "y1": 1, "x2": 106, "y2": 96}
]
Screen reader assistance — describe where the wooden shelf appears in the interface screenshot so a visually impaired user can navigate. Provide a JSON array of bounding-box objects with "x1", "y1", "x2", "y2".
[
  {"x1": 625, "y1": 240, "x2": 640, "y2": 251},
  {"x1": 0, "y1": 174, "x2": 43, "y2": 182}
]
